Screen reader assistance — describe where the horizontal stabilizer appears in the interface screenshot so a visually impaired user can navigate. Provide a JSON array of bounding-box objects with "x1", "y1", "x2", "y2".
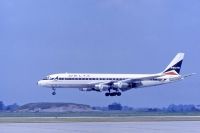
[{"x1": 181, "y1": 73, "x2": 197, "y2": 79}]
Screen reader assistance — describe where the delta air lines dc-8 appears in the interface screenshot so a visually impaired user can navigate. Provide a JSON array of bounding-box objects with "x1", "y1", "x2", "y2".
[{"x1": 38, "y1": 53, "x2": 195, "y2": 96}]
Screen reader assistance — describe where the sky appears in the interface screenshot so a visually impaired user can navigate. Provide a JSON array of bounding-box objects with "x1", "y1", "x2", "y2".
[{"x1": 0, "y1": 0, "x2": 200, "y2": 107}]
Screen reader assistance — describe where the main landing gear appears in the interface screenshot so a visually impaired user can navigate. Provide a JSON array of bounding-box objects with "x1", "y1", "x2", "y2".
[
  {"x1": 105, "y1": 92, "x2": 121, "y2": 97},
  {"x1": 52, "y1": 88, "x2": 56, "y2": 95}
]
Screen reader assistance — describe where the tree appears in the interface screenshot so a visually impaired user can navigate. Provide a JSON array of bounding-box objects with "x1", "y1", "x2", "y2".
[
  {"x1": 167, "y1": 104, "x2": 198, "y2": 112},
  {"x1": 0, "y1": 101, "x2": 4, "y2": 111},
  {"x1": 108, "y1": 103, "x2": 122, "y2": 111},
  {"x1": 6, "y1": 103, "x2": 19, "y2": 112}
]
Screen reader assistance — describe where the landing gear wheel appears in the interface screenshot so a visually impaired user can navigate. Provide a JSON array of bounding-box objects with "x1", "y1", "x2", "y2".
[
  {"x1": 105, "y1": 91, "x2": 122, "y2": 97},
  {"x1": 110, "y1": 93, "x2": 116, "y2": 96},
  {"x1": 105, "y1": 93, "x2": 110, "y2": 96},
  {"x1": 52, "y1": 88, "x2": 56, "y2": 95},
  {"x1": 116, "y1": 92, "x2": 121, "y2": 96},
  {"x1": 52, "y1": 91, "x2": 56, "y2": 95}
]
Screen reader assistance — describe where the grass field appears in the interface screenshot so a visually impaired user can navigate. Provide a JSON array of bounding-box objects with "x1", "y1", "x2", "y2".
[
  {"x1": 1, "y1": 116, "x2": 200, "y2": 123},
  {"x1": 1, "y1": 111, "x2": 200, "y2": 117}
]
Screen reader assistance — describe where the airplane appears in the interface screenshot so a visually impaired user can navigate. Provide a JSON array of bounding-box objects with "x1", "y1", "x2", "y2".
[{"x1": 37, "y1": 53, "x2": 195, "y2": 96}]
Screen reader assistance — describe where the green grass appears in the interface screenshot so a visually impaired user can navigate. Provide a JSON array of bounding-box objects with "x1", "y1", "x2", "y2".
[{"x1": 1, "y1": 111, "x2": 200, "y2": 117}]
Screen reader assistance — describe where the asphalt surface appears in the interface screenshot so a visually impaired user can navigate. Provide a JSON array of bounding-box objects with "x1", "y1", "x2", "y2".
[{"x1": 1, "y1": 121, "x2": 200, "y2": 133}]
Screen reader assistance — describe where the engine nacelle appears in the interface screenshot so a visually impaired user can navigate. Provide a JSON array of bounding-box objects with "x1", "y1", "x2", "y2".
[
  {"x1": 113, "y1": 82, "x2": 129, "y2": 89},
  {"x1": 94, "y1": 84, "x2": 109, "y2": 91},
  {"x1": 79, "y1": 88, "x2": 93, "y2": 91}
]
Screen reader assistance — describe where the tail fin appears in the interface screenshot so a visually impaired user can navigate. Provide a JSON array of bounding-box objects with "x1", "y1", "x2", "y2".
[{"x1": 163, "y1": 53, "x2": 185, "y2": 75}]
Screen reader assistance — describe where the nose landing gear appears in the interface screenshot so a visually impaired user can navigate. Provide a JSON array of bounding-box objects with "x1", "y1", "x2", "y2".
[{"x1": 52, "y1": 88, "x2": 56, "y2": 95}]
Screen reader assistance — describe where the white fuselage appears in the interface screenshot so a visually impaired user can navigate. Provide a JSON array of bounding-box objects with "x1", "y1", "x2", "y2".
[{"x1": 38, "y1": 73, "x2": 181, "y2": 90}]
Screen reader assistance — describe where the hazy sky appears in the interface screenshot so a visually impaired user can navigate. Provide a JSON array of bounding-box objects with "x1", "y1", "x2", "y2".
[{"x1": 0, "y1": 0, "x2": 199, "y2": 107}]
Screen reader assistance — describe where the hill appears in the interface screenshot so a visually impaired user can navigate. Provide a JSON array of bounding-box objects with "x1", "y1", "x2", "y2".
[{"x1": 17, "y1": 102, "x2": 93, "y2": 112}]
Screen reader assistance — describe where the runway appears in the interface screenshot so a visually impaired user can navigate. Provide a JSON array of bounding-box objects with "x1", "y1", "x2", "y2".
[
  {"x1": 1, "y1": 121, "x2": 200, "y2": 133},
  {"x1": 1, "y1": 116, "x2": 200, "y2": 133}
]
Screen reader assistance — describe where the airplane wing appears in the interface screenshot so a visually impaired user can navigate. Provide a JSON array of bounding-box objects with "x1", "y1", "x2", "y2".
[
  {"x1": 118, "y1": 73, "x2": 164, "y2": 83},
  {"x1": 89, "y1": 73, "x2": 164, "y2": 91}
]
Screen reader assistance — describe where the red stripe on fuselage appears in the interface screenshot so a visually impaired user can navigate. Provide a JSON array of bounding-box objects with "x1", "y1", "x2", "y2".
[{"x1": 164, "y1": 71, "x2": 178, "y2": 75}]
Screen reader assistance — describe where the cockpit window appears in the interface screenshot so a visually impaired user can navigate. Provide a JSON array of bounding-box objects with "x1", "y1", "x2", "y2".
[
  {"x1": 43, "y1": 76, "x2": 52, "y2": 80},
  {"x1": 43, "y1": 77, "x2": 48, "y2": 80}
]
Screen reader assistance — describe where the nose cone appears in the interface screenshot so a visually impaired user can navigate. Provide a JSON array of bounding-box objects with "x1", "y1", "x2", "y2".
[
  {"x1": 38, "y1": 80, "x2": 51, "y2": 88},
  {"x1": 37, "y1": 80, "x2": 44, "y2": 86}
]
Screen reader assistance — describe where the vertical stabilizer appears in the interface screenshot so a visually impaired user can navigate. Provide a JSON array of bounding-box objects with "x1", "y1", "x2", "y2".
[{"x1": 163, "y1": 53, "x2": 184, "y2": 75}]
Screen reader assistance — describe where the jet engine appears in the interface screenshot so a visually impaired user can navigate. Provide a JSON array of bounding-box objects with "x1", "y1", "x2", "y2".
[
  {"x1": 113, "y1": 82, "x2": 129, "y2": 89},
  {"x1": 79, "y1": 88, "x2": 93, "y2": 91},
  {"x1": 94, "y1": 84, "x2": 109, "y2": 91}
]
